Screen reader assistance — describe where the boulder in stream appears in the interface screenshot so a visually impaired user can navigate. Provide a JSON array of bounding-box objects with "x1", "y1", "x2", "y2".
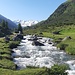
[
  {"x1": 32, "y1": 41, "x2": 44, "y2": 46},
  {"x1": 13, "y1": 34, "x2": 23, "y2": 41}
]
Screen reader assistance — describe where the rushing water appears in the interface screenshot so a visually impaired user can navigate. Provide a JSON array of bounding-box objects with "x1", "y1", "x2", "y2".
[{"x1": 12, "y1": 35, "x2": 75, "y2": 75}]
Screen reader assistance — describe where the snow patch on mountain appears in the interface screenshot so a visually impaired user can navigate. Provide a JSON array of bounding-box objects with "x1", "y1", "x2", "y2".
[{"x1": 14, "y1": 20, "x2": 38, "y2": 27}]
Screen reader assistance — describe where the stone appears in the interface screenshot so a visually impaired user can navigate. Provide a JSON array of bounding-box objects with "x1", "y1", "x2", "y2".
[
  {"x1": 62, "y1": 36, "x2": 71, "y2": 41},
  {"x1": 32, "y1": 41, "x2": 44, "y2": 46}
]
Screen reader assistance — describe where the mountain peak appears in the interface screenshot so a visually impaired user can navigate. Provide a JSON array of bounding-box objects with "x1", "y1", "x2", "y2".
[{"x1": 14, "y1": 20, "x2": 39, "y2": 27}]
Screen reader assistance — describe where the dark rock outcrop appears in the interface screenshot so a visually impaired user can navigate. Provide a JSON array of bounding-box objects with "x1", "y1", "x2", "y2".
[
  {"x1": 13, "y1": 34, "x2": 23, "y2": 41},
  {"x1": 32, "y1": 41, "x2": 44, "y2": 46},
  {"x1": 53, "y1": 31, "x2": 60, "y2": 35},
  {"x1": 4, "y1": 36, "x2": 10, "y2": 42}
]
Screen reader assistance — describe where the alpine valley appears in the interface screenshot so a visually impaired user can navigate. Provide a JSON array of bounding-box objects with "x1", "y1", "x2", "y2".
[{"x1": 1, "y1": 0, "x2": 75, "y2": 75}]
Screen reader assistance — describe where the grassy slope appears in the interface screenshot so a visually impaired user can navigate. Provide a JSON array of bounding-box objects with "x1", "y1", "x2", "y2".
[
  {"x1": 0, "y1": 65, "x2": 68, "y2": 75},
  {"x1": 0, "y1": 38, "x2": 16, "y2": 70},
  {"x1": 23, "y1": 25, "x2": 75, "y2": 55},
  {"x1": 43, "y1": 25, "x2": 75, "y2": 55},
  {"x1": 37, "y1": 0, "x2": 75, "y2": 27},
  {"x1": 0, "y1": 68, "x2": 46, "y2": 75}
]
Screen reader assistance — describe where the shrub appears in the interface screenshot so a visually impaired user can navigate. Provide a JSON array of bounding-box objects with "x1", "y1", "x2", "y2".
[
  {"x1": 0, "y1": 59, "x2": 16, "y2": 70},
  {"x1": 9, "y1": 41, "x2": 20, "y2": 49},
  {"x1": 49, "y1": 64, "x2": 68, "y2": 75},
  {"x1": 57, "y1": 43, "x2": 68, "y2": 50},
  {"x1": 66, "y1": 46, "x2": 75, "y2": 55}
]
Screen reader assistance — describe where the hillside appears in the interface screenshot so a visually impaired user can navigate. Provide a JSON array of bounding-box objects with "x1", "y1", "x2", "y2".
[
  {"x1": 0, "y1": 14, "x2": 17, "y2": 29},
  {"x1": 23, "y1": 0, "x2": 75, "y2": 34},
  {"x1": 37, "y1": 0, "x2": 75, "y2": 26},
  {"x1": 23, "y1": 0, "x2": 75, "y2": 56}
]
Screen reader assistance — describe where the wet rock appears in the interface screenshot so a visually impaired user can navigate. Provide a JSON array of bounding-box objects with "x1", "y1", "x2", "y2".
[
  {"x1": 53, "y1": 31, "x2": 60, "y2": 34},
  {"x1": 32, "y1": 41, "x2": 44, "y2": 46},
  {"x1": 4, "y1": 36, "x2": 10, "y2": 42},
  {"x1": 23, "y1": 38, "x2": 26, "y2": 40},
  {"x1": 28, "y1": 37, "x2": 38, "y2": 41},
  {"x1": 48, "y1": 42, "x2": 53, "y2": 44},
  {"x1": 12, "y1": 55, "x2": 30, "y2": 58},
  {"x1": 13, "y1": 34, "x2": 23, "y2": 41}
]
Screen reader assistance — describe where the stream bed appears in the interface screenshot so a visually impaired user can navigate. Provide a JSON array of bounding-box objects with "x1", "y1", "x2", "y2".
[{"x1": 12, "y1": 35, "x2": 75, "y2": 75}]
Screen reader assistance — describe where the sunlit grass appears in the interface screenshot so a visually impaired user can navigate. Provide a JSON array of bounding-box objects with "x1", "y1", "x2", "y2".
[
  {"x1": 23, "y1": 25, "x2": 75, "y2": 55},
  {"x1": 0, "y1": 68, "x2": 46, "y2": 75}
]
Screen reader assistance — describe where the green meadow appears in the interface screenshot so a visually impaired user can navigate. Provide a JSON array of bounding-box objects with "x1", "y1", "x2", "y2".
[{"x1": 23, "y1": 25, "x2": 75, "y2": 55}]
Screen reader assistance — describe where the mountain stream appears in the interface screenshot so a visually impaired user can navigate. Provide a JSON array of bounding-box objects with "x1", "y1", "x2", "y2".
[{"x1": 12, "y1": 35, "x2": 75, "y2": 75}]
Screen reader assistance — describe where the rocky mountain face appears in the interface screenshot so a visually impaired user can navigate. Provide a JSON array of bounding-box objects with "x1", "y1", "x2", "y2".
[
  {"x1": 0, "y1": 14, "x2": 17, "y2": 29},
  {"x1": 14, "y1": 20, "x2": 38, "y2": 27},
  {"x1": 37, "y1": 0, "x2": 75, "y2": 26}
]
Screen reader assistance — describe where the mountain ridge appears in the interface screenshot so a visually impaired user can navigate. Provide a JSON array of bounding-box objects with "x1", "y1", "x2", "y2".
[
  {"x1": 14, "y1": 20, "x2": 38, "y2": 27},
  {"x1": 0, "y1": 14, "x2": 17, "y2": 29},
  {"x1": 37, "y1": 0, "x2": 75, "y2": 26}
]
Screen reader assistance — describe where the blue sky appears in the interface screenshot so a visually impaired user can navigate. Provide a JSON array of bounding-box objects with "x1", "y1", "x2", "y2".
[{"x1": 0, "y1": 0, "x2": 67, "y2": 21}]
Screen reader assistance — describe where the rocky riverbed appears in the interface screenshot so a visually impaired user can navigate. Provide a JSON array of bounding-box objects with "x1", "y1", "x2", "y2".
[{"x1": 12, "y1": 35, "x2": 75, "y2": 75}]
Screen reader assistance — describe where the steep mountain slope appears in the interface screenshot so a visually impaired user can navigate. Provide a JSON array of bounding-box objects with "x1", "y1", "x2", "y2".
[
  {"x1": 0, "y1": 14, "x2": 17, "y2": 29},
  {"x1": 23, "y1": 0, "x2": 75, "y2": 35},
  {"x1": 14, "y1": 20, "x2": 38, "y2": 27},
  {"x1": 38, "y1": 0, "x2": 75, "y2": 26}
]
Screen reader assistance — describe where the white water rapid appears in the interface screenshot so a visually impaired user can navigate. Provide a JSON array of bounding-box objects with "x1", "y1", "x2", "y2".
[{"x1": 12, "y1": 35, "x2": 75, "y2": 75}]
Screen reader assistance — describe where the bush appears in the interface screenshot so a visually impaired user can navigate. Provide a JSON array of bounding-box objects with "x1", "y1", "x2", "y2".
[
  {"x1": 66, "y1": 46, "x2": 75, "y2": 55},
  {"x1": 0, "y1": 68, "x2": 45, "y2": 75},
  {"x1": 9, "y1": 41, "x2": 20, "y2": 49},
  {"x1": 49, "y1": 64, "x2": 68, "y2": 75},
  {"x1": 57, "y1": 43, "x2": 68, "y2": 50},
  {"x1": 0, "y1": 59, "x2": 16, "y2": 70}
]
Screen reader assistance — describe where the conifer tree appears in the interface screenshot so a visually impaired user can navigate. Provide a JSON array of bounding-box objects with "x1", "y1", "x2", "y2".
[{"x1": 17, "y1": 23, "x2": 23, "y2": 33}]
